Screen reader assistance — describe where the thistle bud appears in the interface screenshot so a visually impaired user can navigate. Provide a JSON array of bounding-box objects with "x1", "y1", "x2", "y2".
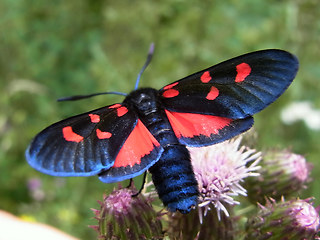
[
  {"x1": 245, "y1": 150, "x2": 311, "y2": 204},
  {"x1": 91, "y1": 186, "x2": 163, "y2": 240},
  {"x1": 245, "y1": 198, "x2": 320, "y2": 240}
]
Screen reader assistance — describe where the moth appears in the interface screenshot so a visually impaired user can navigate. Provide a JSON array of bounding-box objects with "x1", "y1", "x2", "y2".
[{"x1": 26, "y1": 45, "x2": 298, "y2": 213}]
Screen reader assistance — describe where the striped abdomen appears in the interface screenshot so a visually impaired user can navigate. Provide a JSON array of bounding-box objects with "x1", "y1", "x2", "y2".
[{"x1": 149, "y1": 145, "x2": 198, "y2": 213}]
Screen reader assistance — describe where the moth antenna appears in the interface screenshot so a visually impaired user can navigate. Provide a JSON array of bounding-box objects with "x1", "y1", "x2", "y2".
[
  {"x1": 134, "y1": 43, "x2": 155, "y2": 90},
  {"x1": 58, "y1": 44, "x2": 154, "y2": 101},
  {"x1": 57, "y1": 91, "x2": 127, "y2": 102}
]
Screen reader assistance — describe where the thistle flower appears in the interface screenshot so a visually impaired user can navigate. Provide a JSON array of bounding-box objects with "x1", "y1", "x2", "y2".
[
  {"x1": 245, "y1": 198, "x2": 320, "y2": 239},
  {"x1": 245, "y1": 150, "x2": 312, "y2": 204},
  {"x1": 188, "y1": 137, "x2": 261, "y2": 222},
  {"x1": 91, "y1": 185, "x2": 163, "y2": 240}
]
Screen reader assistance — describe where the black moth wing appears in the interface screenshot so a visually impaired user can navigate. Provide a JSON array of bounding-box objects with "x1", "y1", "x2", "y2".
[
  {"x1": 159, "y1": 49, "x2": 299, "y2": 119},
  {"x1": 26, "y1": 104, "x2": 137, "y2": 177}
]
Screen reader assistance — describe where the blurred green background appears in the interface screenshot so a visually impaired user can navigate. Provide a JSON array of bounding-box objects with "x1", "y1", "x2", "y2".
[{"x1": 0, "y1": 0, "x2": 319, "y2": 239}]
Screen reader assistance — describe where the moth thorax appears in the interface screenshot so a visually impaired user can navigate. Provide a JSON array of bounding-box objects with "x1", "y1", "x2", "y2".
[{"x1": 125, "y1": 88, "x2": 159, "y2": 114}]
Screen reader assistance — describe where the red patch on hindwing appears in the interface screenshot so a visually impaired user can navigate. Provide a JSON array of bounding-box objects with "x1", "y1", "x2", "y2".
[
  {"x1": 165, "y1": 110, "x2": 232, "y2": 138},
  {"x1": 96, "y1": 129, "x2": 112, "y2": 139},
  {"x1": 109, "y1": 104, "x2": 128, "y2": 117},
  {"x1": 162, "y1": 89, "x2": 179, "y2": 98},
  {"x1": 89, "y1": 114, "x2": 100, "y2": 123},
  {"x1": 62, "y1": 126, "x2": 83, "y2": 143},
  {"x1": 206, "y1": 86, "x2": 219, "y2": 100},
  {"x1": 200, "y1": 71, "x2": 212, "y2": 83},
  {"x1": 235, "y1": 62, "x2": 251, "y2": 83},
  {"x1": 113, "y1": 120, "x2": 160, "y2": 168}
]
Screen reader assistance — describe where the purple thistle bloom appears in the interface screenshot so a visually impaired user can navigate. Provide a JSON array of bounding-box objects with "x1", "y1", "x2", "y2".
[
  {"x1": 291, "y1": 199, "x2": 320, "y2": 233},
  {"x1": 284, "y1": 152, "x2": 311, "y2": 183},
  {"x1": 188, "y1": 137, "x2": 261, "y2": 222},
  {"x1": 27, "y1": 178, "x2": 42, "y2": 191},
  {"x1": 103, "y1": 186, "x2": 134, "y2": 216},
  {"x1": 27, "y1": 178, "x2": 45, "y2": 201}
]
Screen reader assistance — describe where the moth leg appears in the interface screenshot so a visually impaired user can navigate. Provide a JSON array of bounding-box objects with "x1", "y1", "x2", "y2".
[{"x1": 131, "y1": 171, "x2": 147, "y2": 197}]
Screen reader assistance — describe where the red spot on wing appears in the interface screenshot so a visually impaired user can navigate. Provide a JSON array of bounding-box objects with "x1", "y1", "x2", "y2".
[
  {"x1": 206, "y1": 86, "x2": 219, "y2": 100},
  {"x1": 163, "y1": 82, "x2": 179, "y2": 90},
  {"x1": 113, "y1": 120, "x2": 160, "y2": 168},
  {"x1": 165, "y1": 110, "x2": 232, "y2": 138},
  {"x1": 200, "y1": 71, "x2": 212, "y2": 83},
  {"x1": 109, "y1": 104, "x2": 121, "y2": 109},
  {"x1": 89, "y1": 114, "x2": 100, "y2": 123},
  {"x1": 235, "y1": 62, "x2": 251, "y2": 83},
  {"x1": 108, "y1": 104, "x2": 128, "y2": 117},
  {"x1": 162, "y1": 89, "x2": 179, "y2": 98},
  {"x1": 62, "y1": 126, "x2": 83, "y2": 143},
  {"x1": 116, "y1": 106, "x2": 128, "y2": 117},
  {"x1": 96, "y1": 129, "x2": 112, "y2": 139}
]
